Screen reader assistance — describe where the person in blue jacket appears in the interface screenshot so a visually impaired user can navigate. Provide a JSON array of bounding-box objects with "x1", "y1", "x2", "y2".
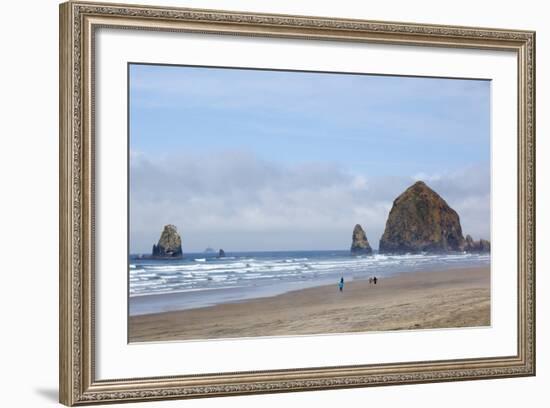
[{"x1": 338, "y1": 276, "x2": 344, "y2": 292}]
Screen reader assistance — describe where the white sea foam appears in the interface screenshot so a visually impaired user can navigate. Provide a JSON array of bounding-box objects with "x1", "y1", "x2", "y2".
[{"x1": 129, "y1": 251, "x2": 490, "y2": 298}]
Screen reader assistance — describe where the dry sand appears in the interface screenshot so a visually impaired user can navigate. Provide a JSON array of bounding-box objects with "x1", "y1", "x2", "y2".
[{"x1": 129, "y1": 266, "x2": 490, "y2": 342}]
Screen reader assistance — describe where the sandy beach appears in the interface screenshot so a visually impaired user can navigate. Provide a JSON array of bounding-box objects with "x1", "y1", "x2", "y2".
[{"x1": 129, "y1": 266, "x2": 490, "y2": 342}]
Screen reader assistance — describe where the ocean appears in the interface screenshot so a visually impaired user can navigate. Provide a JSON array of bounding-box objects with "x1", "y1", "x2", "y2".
[{"x1": 129, "y1": 250, "x2": 490, "y2": 316}]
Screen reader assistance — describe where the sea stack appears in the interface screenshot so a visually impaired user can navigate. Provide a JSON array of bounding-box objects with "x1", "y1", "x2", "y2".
[
  {"x1": 379, "y1": 181, "x2": 464, "y2": 253},
  {"x1": 152, "y1": 224, "x2": 183, "y2": 258},
  {"x1": 350, "y1": 224, "x2": 373, "y2": 255},
  {"x1": 218, "y1": 249, "x2": 226, "y2": 258},
  {"x1": 464, "y1": 235, "x2": 491, "y2": 253}
]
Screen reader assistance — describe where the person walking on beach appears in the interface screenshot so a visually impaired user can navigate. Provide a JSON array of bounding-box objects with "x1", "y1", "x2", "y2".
[
  {"x1": 373, "y1": 276, "x2": 378, "y2": 285},
  {"x1": 339, "y1": 276, "x2": 344, "y2": 292},
  {"x1": 369, "y1": 277, "x2": 373, "y2": 284}
]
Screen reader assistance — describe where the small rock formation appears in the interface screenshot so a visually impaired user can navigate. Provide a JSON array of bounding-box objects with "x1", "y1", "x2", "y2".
[
  {"x1": 463, "y1": 234, "x2": 475, "y2": 251},
  {"x1": 479, "y1": 239, "x2": 491, "y2": 252},
  {"x1": 350, "y1": 224, "x2": 373, "y2": 255},
  {"x1": 463, "y1": 234, "x2": 491, "y2": 252},
  {"x1": 379, "y1": 181, "x2": 465, "y2": 253},
  {"x1": 152, "y1": 224, "x2": 183, "y2": 258},
  {"x1": 218, "y1": 248, "x2": 226, "y2": 258}
]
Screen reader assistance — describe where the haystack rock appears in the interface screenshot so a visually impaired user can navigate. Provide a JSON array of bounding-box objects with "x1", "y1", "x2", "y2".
[
  {"x1": 379, "y1": 181, "x2": 465, "y2": 253},
  {"x1": 218, "y1": 249, "x2": 226, "y2": 258},
  {"x1": 350, "y1": 224, "x2": 373, "y2": 255},
  {"x1": 152, "y1": 224, "x2": 183, "y2": 258}
]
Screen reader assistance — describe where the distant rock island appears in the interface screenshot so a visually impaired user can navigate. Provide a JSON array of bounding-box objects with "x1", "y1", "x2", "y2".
[
  {"x1": 218, "y1": 249, "x2": 226, "y2": 258},
  {"x1": 350, "y1": 224, "x2": 373, "y2": 255},
  {"x1": 378, "y1": 181, "x2": 490, "y2": 254},
  {"x1": 464, "y1": 234, "x2": 491, "y2": 252},
  {"x1": 152, "y1": 224, "x2": 183, "y2": 258},
  {"x1": 204, "y1": 248, "x2": 215, "y2": 253}
]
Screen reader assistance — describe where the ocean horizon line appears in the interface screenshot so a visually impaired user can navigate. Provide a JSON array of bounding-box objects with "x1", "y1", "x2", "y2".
[
  {"x1": 128, "y1": 247, "x2": 488, "y2": 257},
  {"x1": 131, "y1": 248, "x2": 355, "y2": 256}
]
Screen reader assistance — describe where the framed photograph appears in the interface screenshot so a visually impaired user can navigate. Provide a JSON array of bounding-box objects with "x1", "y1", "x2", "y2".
[{"x1": 59, "y1": 1, "x2": 536, "y2": 405}]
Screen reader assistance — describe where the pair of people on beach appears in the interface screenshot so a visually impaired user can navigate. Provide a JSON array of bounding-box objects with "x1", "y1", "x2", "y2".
[{"x1": 339, "y1": 276, "x2": 378, "y2": 292}]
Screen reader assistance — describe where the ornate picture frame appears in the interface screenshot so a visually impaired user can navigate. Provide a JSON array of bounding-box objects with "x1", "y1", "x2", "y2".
[{"x1": 59, "y1": 1, "x2": 535, "y2": 405}]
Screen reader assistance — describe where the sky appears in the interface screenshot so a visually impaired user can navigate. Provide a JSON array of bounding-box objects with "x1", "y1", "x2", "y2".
[{"x1": 129, "y1": 63, "x2": 491, "y2": 253}]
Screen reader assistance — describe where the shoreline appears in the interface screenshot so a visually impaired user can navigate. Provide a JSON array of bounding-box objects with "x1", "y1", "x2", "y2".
[{"x1": 129, "y1": 266, "x2": 490, "y2": 342}]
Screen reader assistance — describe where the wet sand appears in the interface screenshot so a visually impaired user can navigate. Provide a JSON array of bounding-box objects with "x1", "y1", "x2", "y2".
[{"x1": 129, "y1": 266, "x2": 490, "y2": 342}]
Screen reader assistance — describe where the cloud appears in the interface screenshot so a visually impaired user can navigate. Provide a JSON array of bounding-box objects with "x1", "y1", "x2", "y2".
[{"x1": 130, "y1": 150, "x2": 490, "y2": 253}]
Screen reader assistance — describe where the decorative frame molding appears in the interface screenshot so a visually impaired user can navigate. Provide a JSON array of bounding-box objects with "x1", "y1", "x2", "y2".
[{"x1": 59, "y1": 1, "x2": 535, "y2": 405}]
